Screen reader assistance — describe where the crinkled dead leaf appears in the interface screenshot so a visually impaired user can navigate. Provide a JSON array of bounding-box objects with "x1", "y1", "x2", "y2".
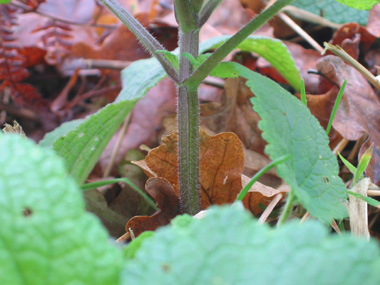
[
  {"x1": 125, "y1": 177, "x2": 180, "y2": 238},
  {"x1": 133, "y1": 129, "x2": 286, "y2": 214}
]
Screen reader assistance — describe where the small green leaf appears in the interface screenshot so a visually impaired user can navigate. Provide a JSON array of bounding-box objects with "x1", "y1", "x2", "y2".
[
  {"x1": 354, "y1": 144, "x2": 373, "y2": 184},
  {"x1": 292, "y1": 0, "x2": 370, "y2": 24},
  {"x1": 122, "y1": 204, "x2": 380, "y2": 284},
  {"x1": 0, "y1": 0, "x2": 11, "y2": 4},
  {"x1": 0, "y1": 135, "x2": 122, "y2": 284},
  {"x1": 222, "y1": 62, "x2": 347, "y2": 224}
]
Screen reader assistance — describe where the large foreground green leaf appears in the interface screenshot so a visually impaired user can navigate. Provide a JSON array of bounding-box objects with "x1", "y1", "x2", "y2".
[
  {"x1": 123, "y1": 204, "x2": 380, "y2": 284},
  {"x1": 0, "y1": 135, "x2": 122, "y2": 284},
  {"x1": 218, "y1": 62, "x2": 347, "y2": 223}
]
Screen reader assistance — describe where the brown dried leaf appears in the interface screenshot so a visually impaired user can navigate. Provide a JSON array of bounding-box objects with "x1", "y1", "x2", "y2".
[
  {"x1": 125, "y1": 177, "x2": 180, "y2": 238},
  {"x1": 134, "y1": 129, "x2": 283, "y2": 214}
]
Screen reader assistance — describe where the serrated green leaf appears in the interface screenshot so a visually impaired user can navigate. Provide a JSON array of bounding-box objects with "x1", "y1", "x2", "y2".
[
  {"x1": 0, "y1": 135, "x2": 122, "y2": 284},
  {"x1": 292, "y1": 0, "x2": 370, "y2": 24},
  {"x1": 220, "y1": 62, "x2": 347, "y2": 223},
  {"x1": 122, "y1": 204, "x2": 380, "y2": 284},
  {"x1": 336, "y1": 0, "x2": 379, "y2": 10}
]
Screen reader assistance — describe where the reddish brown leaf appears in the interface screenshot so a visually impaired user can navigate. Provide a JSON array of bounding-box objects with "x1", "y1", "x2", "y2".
[{"x1": 125, "y1": 177, "x2": 180, "y2": 238}]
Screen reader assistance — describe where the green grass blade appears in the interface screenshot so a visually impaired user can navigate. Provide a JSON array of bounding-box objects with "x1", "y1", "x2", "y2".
[
  {"x1": 300, "y1": 79, "x2": 307, "y2": 106},
  {"x1": 348, "y1": 190, "x2": 380, "y2": 208},
  {"x1": 326, "y1": 79, "x2": 347, "y2": 136},
  {"x1": 235, "y1": 154, "x2": 290, "y2": 202},
  {"x1": 338, "y1": 152, "x2": 357, "y2": 175}
]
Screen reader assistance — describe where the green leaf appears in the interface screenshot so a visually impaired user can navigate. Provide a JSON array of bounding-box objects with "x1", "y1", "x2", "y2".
[
  {"x1": 156, "y1": 50, "x2": 179, "y2": 71},
  {"x1": 52, "y1": 101, "x2": 134, "y2": 184},
  {"x1": 39, "y1": 119, "x2": 84, "y2": 148},
  {"x1": 222, "y1": 62, "x2": 347, "y2": 224},
  {"x1": 48, "y1": 58, "x2": 160, "y2": 184},
  {"x1": 122, "y1": 204, "x2": 380, "y2": 284},
  {"x1": 0, "y1": 0, "x2": 11, "y2": 4},
  {"x1": 292, "y1": 0, "x2": 370, "y2": 24},
  {"x1": 354, "y1": 144, "x2": 373, "y2": 184},
  {"x1": 199, "y1": 35, "x2": 301, "y2": 90},
  {"x1": 335, "y1": 0, "x2": 379, "y2": 10},
  {"x1": 118, "y1": 57, "x2": 168, "y2": 102},
  {"x1": 0, "y1": 135, "x2": 122, "y2": 284}
]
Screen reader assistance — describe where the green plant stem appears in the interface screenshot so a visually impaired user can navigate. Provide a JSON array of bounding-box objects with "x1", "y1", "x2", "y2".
[
  {"x1": 184, "y1": 0, "x2": 293, "y2": 86},
  {"x1": 198, "y1": 0, "x2": 223, "y2": 26},
  {"x1": 277, "y1": 190, "x2": 295, "y2": 226},
  {"x1": 177, "y1": 29, "x2": 202, "y2": 215},
  {"x1": 235, "y1": 154, "x2": 290, "y2": 202},
  {"x1": 100, "y1": 0, "x2": 178, "y2": 81}
]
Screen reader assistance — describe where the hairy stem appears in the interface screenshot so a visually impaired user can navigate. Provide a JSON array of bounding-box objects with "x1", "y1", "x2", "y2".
[
  {"x1": 178, "y1": 29, "x2": 201, "y2": 215},
  {"x1": 100, "y1": 0, "x2": 178, "y2": 81}
]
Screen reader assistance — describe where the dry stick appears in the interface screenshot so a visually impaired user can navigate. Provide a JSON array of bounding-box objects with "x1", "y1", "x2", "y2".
[
  {"x1": 333, "y1": 138, "x2": 350, "y2": 156},
  {"x1": 116, "y1": 232, "x2": 130, "y2": 243},
  {"x1": 277, "y1": 12, "x2": 324, "y2": 53},
  {"x1": 282, "y1": 6, "x2": 341, "y2": 29},
  {"x1": 103, "y1": 113, "x2": 132, "y2": 177},
  {"x1": 348, "y1": 134, "x2": 368, "y2": 161},
  {"x1": 331, "y1": 219, "x2": 342, "y2": 235},
  {"x1": 369, "y1": 211, "x2": 380, "y2": 230},
  {"x1": 300, "y1": 211, "x2": 309, "y2": 223},
  {"x1": 258, "y1": 193, "x2": 283, "y2": 224},
  {"x1": 324, "y1": 43, "x2": 380, "y2": 92}
]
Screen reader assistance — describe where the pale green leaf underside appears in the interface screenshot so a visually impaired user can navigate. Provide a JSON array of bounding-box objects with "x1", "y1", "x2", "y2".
[
  {"x1": 0, "y1": 135, "x2": 122, "y2": 284},
  {"x1": 123, "y1": 204, "x2": 380, "y2": 284},
  {"x1": 292, "y1": 0, "x2": 369, "y2": 24},
  {"x1": 221, "y1": 62, "x2": 347, "y2": 223}
]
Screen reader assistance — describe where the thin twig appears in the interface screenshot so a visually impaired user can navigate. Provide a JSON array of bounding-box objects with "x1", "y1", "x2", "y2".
[
  {"x1": 258, "y1": 193, "x2": 282, "y2": 224},
  {"x1": 333, "y1": 138, "x2": 350, "y2": 156},
  {"x1": 277, "y1": 12, "x2": 324, "y2": 53}
]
